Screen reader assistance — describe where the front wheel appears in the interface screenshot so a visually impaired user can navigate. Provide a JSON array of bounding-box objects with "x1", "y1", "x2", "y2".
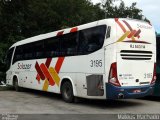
[
  {"x1": 61, "y1": 81, "x2": 74, "y2": 103},
  {"x1": 13, "y1": 78, "x2": 21, "y2": 92}
]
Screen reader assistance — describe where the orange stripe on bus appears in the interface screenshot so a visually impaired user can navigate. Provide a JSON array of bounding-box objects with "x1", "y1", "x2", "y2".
[
  {"x1": 49, "y1": 67, "x2": 60, "y2": 86},
  {"x1": 115, "y1": 19, "x2": 126, "y2": 33},
  {"x1": 70, "y1": 27, "x2": 78, "y2": 33},
  {"x1": 41, "y1": 63, "x2": 55, "y2": 86},
  {"x1": 55, "y1": 57, "x2": 65, "y2": 74},
  {"x1": 36, "y1": 58, "x2": 52, "y2": 81},
  {"x1": 128, "y1": 30, "x2": 136, "y2": 38}
]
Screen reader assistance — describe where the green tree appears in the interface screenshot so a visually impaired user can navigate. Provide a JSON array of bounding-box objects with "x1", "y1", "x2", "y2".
[
  {"x1": 0, "y1": 0, "x2": 104, "y2": 62},
  {"x1": 0, "y1": 0, "x2": 147, "y2": 64},
  {"x1": 102, "y1": 0, "x2": 145, "y2": 20}
]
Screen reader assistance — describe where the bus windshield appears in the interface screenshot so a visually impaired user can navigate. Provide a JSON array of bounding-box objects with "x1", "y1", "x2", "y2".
[{"x1": 5, "y1": 47, "x2": 14, "y2": 71}]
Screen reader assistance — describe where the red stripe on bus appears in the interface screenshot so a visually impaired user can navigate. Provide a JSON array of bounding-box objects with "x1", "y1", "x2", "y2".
[
  {"x1": 36, "y1": 58, "x2": 52, "y2": 81},
  {"x1": 115, "y1": 18, "x2": 126, "y2": 33},
  {"x1": 55, "y1": 57, "x2": 65, "y2": 74},
  {"x1": 123, "y1": 40, "x2": 151, "y2": 44},
  {"x1": 123, "y1": 20, "x2": 133, "y2": 31},
  {"x1": 45, "y1": 58, "x2": 52, "y2": 68},
  {"x1": 35, "y1": 62, "x2": 45, "y2": 81},
  {"x1": 57, "y1": 31, "x2": 64, "y2": 36},
  {"x1": 36, "y1": 31, "x2": 64, "y2": 83},
  {"x1": 128, "y1": 30, "x2": 136, "y2": 38},
  {"x1": 36, "y1": 75, "x2": 41, "y2": 81},
  {"x1": 134, "y1": 29, "x2": 141, "y2": 37},
  {"x1": 41, "y1": 63, "x2": 55, "y2": 86},
  {"x1": 115, "y1": 18, "x2": 119, "y2": 22},
  {"x1": 70, "y1": 27, "x2": 78, "y2": 33}
]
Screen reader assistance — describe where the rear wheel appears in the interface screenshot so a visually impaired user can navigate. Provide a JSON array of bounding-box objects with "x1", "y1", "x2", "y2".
[{"x1": 61, "y1": 81, "x2": 74, "y2": 103}]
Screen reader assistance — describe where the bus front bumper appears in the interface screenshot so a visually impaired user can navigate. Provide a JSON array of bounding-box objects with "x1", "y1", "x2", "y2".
[{"x1": 106, "y1": 83, "x2": 154, "y2": 99}]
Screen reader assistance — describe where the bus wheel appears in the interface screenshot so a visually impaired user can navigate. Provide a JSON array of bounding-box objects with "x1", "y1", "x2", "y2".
[
  {"x1": 61, "y1": 81, "x2": 74, "y2": 103},
  {"x1": 13, "y1": 77, "x2": 21, "y2": 92}
]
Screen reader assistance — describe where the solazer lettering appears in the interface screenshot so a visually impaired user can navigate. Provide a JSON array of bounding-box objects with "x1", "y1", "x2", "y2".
[{"x1": 18, "y1": 63, "x2": 32, "y2": 70}]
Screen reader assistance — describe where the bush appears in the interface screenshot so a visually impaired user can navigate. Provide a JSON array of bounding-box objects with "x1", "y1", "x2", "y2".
[{"x1": 0, "y1": 72, "x2": 6, "y2": 84}]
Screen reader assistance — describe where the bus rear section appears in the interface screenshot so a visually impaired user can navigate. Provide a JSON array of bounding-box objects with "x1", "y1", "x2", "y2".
[{"x1": 106, "y1": 18, "x2": 156, "y2": 99}]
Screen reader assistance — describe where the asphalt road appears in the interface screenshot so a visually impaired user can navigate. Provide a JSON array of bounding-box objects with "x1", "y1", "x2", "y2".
[{"x1": 0, "y1": 90, "x2": 160, "y2": 119}]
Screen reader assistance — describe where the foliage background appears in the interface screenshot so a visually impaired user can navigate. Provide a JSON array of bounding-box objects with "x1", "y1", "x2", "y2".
[{"x1": 0, "y1": 0, "x2": 146, "y2": 72}]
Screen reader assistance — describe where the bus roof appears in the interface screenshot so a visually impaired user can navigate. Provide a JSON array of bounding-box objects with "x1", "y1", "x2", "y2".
[
  {"x1": 10, "y1": 18, "x2": 151, "y2": 49},
  {"x1": 10, "y1": 19, "x2": 101, "y2": 48}
]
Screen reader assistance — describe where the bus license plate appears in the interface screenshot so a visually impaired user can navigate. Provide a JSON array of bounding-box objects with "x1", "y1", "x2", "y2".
[{"x1": 133, "y1": 89, "x2": 141, "y2": 93}]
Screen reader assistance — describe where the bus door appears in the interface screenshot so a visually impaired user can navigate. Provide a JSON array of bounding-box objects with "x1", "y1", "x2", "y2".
[{"x1": 6, "y1": 47, "x2": 15, "y2": 85}]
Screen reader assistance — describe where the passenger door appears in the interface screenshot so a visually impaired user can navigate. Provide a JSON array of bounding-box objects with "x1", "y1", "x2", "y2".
[{"x1": 6, "y1": 47, "x2": 15, "y2": 85}]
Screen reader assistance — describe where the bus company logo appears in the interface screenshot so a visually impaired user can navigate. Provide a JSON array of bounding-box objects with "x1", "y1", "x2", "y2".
[
  {"x1": 17, "y1": 63, "x2": 32, "y2": 70},
  {"x1": 115, "y1": 18, "x2": 141, "y2": 42},
  {"x1": 35, "y1": 57, "x2": 65, "y2": 91}
]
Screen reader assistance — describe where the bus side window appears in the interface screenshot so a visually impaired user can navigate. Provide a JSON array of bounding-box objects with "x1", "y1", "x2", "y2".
[
  {"x1": 13, "y1": 46, "x2": 23, "y2": 64},
  {"x1": 23, "y1": 43, "x2": 34, "y2": 60},
  {"x1": 44, "y1": 37, "x2": 60, "y2": 58},
  {"x1": 34, "y1": 41, "x2": 44, "y2": 59},
  {"x1": 60, "y1": 32, "x2": 78, "y2": 56},
  {"x1": 78, "y1": 31, "x2": 88, "y2": 54},
  {"x1": 78, "y1": 25, "x2": 106, "y2": 54}
]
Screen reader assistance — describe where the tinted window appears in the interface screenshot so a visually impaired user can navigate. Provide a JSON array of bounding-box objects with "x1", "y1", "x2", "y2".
[
  {"x1": 34, "y1": 40, "x2": 44, "y2": 59},
  {"x1": 44, "y1": 37, "x2": 60, "y2": 58},
  {"x1": 60, "y1": 32, "x2": 78, "y2": 56},
  {"x1": 78, "y1": 25, "x2": 106, "y2": 54},
  {"x1": 23, "y1": 43, "x2": 34, "y2": 60},
  {"x1": 12, "y1": 25, "x2": 106, "y2": 63},
  {"x1": 13, "y1": 46, "x2": 24, "y2": 64},
  {"x1": 13, "y1": 40, "x2": 44, "y2": 63}
]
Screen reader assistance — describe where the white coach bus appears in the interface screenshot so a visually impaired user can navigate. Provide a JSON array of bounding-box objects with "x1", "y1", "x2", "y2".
[{"x1": 5, "y1": 18, "x2": 156, "y2": 102}]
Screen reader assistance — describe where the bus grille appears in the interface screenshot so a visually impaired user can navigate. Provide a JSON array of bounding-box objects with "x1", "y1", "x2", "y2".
[{"x1": 120, "y1": 50, "x2": 152, "y2": 60}]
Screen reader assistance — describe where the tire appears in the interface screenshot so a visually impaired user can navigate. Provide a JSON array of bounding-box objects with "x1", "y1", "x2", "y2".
[
  {"x1": 61, "y1": 81, "x2": 74, "y2": 103},
  {"x1": 13, "y1": 77, "x2": 21, "y2": 92}
]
